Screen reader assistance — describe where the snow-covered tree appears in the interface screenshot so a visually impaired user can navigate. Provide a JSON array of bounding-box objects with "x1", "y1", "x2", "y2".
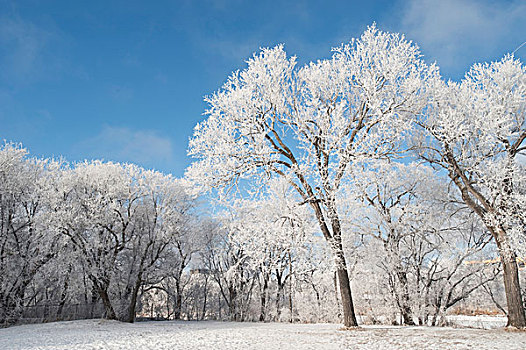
[
  {"x1": 144, "y1": 213, "x2": 209, "y2": 321},
  {"x1": 200, "y1": 224, "x2": 256, "y2": 321},
  {"x1": 225, "y1": 178, "x2": 318, "y2": 321},
  {"x1": 50, "y1": 160, "x2": 197, "y2": 322},
  {"x1": 0, "y1": 143, "x2": 61, "y2": 325},
  {"x1": 114, "y1": 170, "x2": 196, "y2": 322},
  {"x1": 187, "y1": 25, "x2": 438, "y2": 327},
  {"x1": 346, "y1": 162, "x2": 498, "y2": 325},
  {"x1": 50, "y1": 161, "x2": 138, "y2": 320},
  {"x1": 415, "y1": 56, "x2": 526, "y2": 327}
]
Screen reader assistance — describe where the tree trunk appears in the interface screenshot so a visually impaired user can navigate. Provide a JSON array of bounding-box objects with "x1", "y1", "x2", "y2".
[
  {"x1": 56, "y1": 264, "x2": 72, "y2": 318},
  {"x1": 276, "y1": 272, "x2": 284, "y2": 320},
  {"x1": 56, "y1": 280, "x2": 69, "y2": 318},
  {"x1": 500, "y1": 249, "x2": 526, "y2": 327},
  {"x1": 311, "y1": 198, "x2": 359, "y2": 328},
  {"x1": 333, "y1": 247, "x2": 358, "y2": 327},
  {"x1": 396, "y1": 270, "x2": 415, "y2": 325},
  {"x1": 288, "y1": 259, "x2": 293, "y2": 323},
  {"x1": 259, "y1": 275, "x2": 268, "y2": 321},
  {"x1": 99, "y1": 288, "x2": 116, "y2": 320},
  {"x1": 201, "y1": 276, "x2": 209, "y2": 320},
  {"x1": 336, "y1": 267, "x2": 358, "y2": 327},
  {"x1": 174, "y1": 293, "x2": 182, "y2": 320},
  {"x1": 400, "y1": 300, "x2": 415, "y2": 326},
  {"x1": 228, "y1": 286, "x2": 238, "y2": 321},
  {"x1": 446, "y1": 159, "x2": 526, "y2": 328},
  {"x1": 329, "y1": 230, "x2": 359, "y2": 328},
  {"x1": 89, "y1": 275, "x2": 116, "y2": 320},
  {"x1": 89, "y1": 287, "x2": 98, "y2": 318},
  {"x1": 124, "y1": 274, "x2": 142, "y2": 323}
]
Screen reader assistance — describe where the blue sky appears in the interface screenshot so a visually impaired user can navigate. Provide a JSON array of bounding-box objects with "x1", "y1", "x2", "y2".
[{"x1": 1, "y1": 0, "x2": 525, "y2": 176}]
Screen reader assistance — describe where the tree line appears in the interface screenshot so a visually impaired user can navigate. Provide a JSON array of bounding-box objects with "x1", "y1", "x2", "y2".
[{"x1": 0, "y1": 146, "x2": 508, "y2": 326}]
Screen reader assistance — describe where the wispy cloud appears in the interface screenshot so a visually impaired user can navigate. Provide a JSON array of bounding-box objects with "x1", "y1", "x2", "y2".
[
  {"x1": 74, "y1": 126, "x2": 175, "y2": 171},
  {"x1": 399, "y1": 0, "x2": 526, "y2": 76},
  {"x1": 0, "y1": 10, "x2": 86, "y2": 88},
  {"x1": 0, "y1": 15, "x2": 54, "y2": 85}
]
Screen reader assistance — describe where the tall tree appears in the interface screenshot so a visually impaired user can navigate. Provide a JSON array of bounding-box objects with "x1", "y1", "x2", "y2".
[
  {"x1": 187, "y1": 26, "x2": 438, "y2": 327},
  {"x1": 415, "y1": 55, "x2": 526, "y2": 327}
]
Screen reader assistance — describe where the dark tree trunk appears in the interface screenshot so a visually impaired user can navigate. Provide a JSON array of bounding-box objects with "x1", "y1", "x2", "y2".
[
  {"x1": 89, "y1": 275, "x2": 116, "y2": 320},
  {"x1": 99, "y1": 288, "x2": 116, "y2": 320},
  {"x1": 443, "y1": 151, "x2": 526, "y2": 328},
  {"x1": 336, "y1": 267, "x2": 359, "y2": 327},
  {"x1": 500, "y1": 248, "x2": 526, "y2": 327},
  {"x1": 172, "y1": 273, "x2": 183, "y2": 320},
  {"x1": 496, "y1": 167, "x2": 526, "y2": 328},
  {"x1": 313, "y1": 284, "x2": 321, "y2": 308},
  {"x1": 227, "y1": 286, "x2": 238, "y2": 321},
  {"x1": 275, "y1": 270, "x2": 284, "y2": 320},
  {"x1": 174, "y1": 293, "x2": 182, "y2": 320},
  {"x1": 124, "y1": 274, "x2": 142, "y2": 323},
  {"x1": 259, "y1": 293, "x2": 266, "y2": 322},
  {"x1": 288, "y1": 258, "x2": 293, "y2": 323},
  {"x1": 396, "y1": 270, "x2": 415, "y2": 325},
  {"x1": 400, "y1": 298, "x2": 415, "y2": 325},
  {"x1": 310, "y1": 198, "x2": 359, "y2": 328},
  {"x1": 56, "y1": 273, "x2": 70, "y2": 317},
  {"x1": 173, "y1": 263, "x2": 186, "y2": 320},
  {"x1": 486, "y1": 225, "x2": 526, "y2": 328},
  {"x1": 288, "y1": 290, "x2": 293, "y2": 323},
  {"x1": 333, "y1": 243, "x2": 358, "y2": 327},
  {"x1": 259, "y1": 275, "x2": 268, "y2": 322},
  {"x1": 201, "y1": 276, "x2": 209, "y2": 320},
  {"x1": 332, "y1": 235, "x2": 359, "y2": 328}
]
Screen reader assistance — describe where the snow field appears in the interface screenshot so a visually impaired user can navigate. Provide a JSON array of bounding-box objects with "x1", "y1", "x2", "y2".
[{"x1": 1, "y1": 319, "x2": 525, "y2": 350}]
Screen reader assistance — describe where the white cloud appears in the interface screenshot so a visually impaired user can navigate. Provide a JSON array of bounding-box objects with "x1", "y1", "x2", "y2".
[
  {"x1": 399, "y1": 0, "x2": 526, "y2": 76},
  {"x1": 75, "y1": 126, "x2": 175, "y2": 171}
]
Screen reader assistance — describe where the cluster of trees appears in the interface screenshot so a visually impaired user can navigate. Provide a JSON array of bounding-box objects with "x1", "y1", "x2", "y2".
[
  {"x1": 0, "y1": 143, "x2": 206, "y2": 324},
  {"x1": 345, "y1": 163, "x2": 501, "y2": 325},
  {"x1": 187, "y1": 26, "x2": 526, "y2": 327},
  {"x1": 192, "y1": 173, "x2": 502, "y2": 326},
  {"x1": 0, "y1": 143, "x2": 338, "y2": 326},
  {"x1": 1, "y1": 25, "x2": 525, "y2": 329}
]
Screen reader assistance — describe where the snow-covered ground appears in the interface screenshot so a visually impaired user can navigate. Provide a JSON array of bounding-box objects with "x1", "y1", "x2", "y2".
[
  {"x1": 445, "y1": 315, "x2": 508, "y2": 329},
  {"x1": 1, "y1": 319, "x2": 525, "y2": 350}
]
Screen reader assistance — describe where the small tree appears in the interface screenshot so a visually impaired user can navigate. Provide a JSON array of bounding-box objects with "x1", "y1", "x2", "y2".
[
  {"x1": 202, "y1": 226, "x2": 256, "y2": 321},
  {"x1": 226, "y1": 178, "x2": 315, "y2": 321}
]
